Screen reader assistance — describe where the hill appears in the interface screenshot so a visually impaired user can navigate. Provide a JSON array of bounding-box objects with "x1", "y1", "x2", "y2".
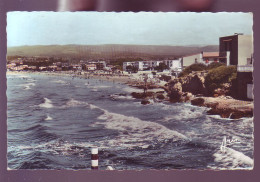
[{"x1": 7, "y1": 44, "x2": 219, "y2": 60}]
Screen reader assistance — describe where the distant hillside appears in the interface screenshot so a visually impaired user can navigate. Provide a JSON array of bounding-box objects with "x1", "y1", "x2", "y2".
[{"x1": 7, "y1": 44, "x2": 219, "y2": 60}]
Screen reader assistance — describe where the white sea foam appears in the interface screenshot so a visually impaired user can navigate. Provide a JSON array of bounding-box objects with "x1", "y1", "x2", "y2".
[
  {"x1": 16, "y1": 75, "x2": 31, "y2": 78},
  {"x1": 212, "y1": 147, "x2": 253, "y2": 169},
  {"x1": 207, "y1": 114, "x2": 238, "y2": 121},
  {"x1": 86, "y1": 85, "x2": 110, "y2": 89},
  {"x1": 94, "y1": 106, "x2": 188, "y2": 148},
  {"x1": 95, "y1": 85, "x2": 111, "y2": 89},
  {"x1": 52, "y1": 80, "x2": 66, "y2": 84},
  {"x1": 61, "y1": 99, "x2": 187, "y2": 148},
  {"x1": 64, "y1": 99, "x2": 87, "y2": 107},
  {"x1": 162, "y1": 105, "x2": 205, "y2": 122},
  {"x1": 11, "y1": 140, "x2": 91, "y2": 157},
  {"x1": 122, "y1": 87, "x2": 143, "y2": 93},
  {"x1": 45, "y1": 115, "x2": 53, "y2": 120},
  {"x1": 39, "y1": 98, "x2": 54, "y2": 108},
  {"x1": 19, "y1": 82, "x2": 36, "y2": 90},
  {"x1": 62, "y1": 99, "x2": 99, "y2": 110},
  {"x1": 110, "y1": 94, "x2": 133, "y2": 100}
]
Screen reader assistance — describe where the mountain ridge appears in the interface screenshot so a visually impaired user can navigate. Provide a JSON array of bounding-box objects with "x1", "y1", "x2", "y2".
[{"x1": 7, "y1": 44, "x2": 219, "y2": 59}]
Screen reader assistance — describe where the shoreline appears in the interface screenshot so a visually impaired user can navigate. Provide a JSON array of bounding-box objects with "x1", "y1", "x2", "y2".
[{"x1": 7, "y1": 70, "x2": 253, "y2": 119}]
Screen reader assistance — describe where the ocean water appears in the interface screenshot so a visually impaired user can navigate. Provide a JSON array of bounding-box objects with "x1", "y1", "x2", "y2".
[{"x1": 7, "y1": 73, "x2": 254, "y2": 170}]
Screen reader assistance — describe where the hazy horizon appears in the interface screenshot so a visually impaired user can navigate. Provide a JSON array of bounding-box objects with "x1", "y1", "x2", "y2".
[
  {"x1": 7, "y1": 43, "x2": 220, "y2": 48},
  {"x1": 7, "y1": 12, "x2": 253, "y2": 47}
]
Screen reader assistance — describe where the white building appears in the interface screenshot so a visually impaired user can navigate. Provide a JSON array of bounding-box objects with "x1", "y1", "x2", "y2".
[
  {"x1": 182, "y1": 53, "x2": 202, "y2": 68},
  {"x1": 165, "y1": 59, "x2": 182, "y2": 71},
  {"x1": 181, "y1": 52, "x2": 220, "y2": 67},
  {"x1": 134, "y1": 61, "x2": 152, "y2": 71}
]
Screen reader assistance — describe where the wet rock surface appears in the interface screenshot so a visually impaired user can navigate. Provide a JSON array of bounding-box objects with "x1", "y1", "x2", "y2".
[{"x1": 191, "y1": 96, "x2": 253, "y2": 119}]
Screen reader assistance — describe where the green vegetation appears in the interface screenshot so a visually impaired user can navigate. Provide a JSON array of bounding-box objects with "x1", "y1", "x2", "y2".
[
  {"x1": 179, "y1": 62, "x2": 225, "y2": 77},
  {"x1": 178, "y1": 62, "x2": 237, "y2": 96},
  {"x1": 155, "y1": 63, "x2": 169, "y2": 72},
  {"x1": 179, "y1": 63, "x2": 207, "y2": 77},
  {"x1": 206, "y1": 62, "x2": 225, "y2": 70},
  {"x1": 205, "y1": 65, "x2": 237, "y2": 95},
  {"x1": 126, "y1": 65, "x2": 138, "y2": 73}
]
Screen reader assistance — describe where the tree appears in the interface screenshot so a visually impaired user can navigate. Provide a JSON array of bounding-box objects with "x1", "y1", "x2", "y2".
[
  {"x1": 126, "y1": 65, "x2": 138, "y2": 73},
  {"x1": 155, "y1": 63, "x2": 169, "y2": 72}
]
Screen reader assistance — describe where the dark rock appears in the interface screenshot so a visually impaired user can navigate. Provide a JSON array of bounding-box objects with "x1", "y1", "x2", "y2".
[
  {"x1": 230, "y1": 110, "x2": 253, "y2": 119},
  {"x1": 131, "y1": 92, "x2": 144, "y2": 99},
  {"x1": 168, "y1": 90, "x2": 182, "y2": 103},
  {"x1": 156, "y1": 91, "x2": 165, "y2": 94},
  {"x1": 144, "y1": 92, "x2": 155, "y2": 97},
  {"x1": 156, "y1": 94, "x2": 165, "y2": 100},
  {"x1": 131, "y1": 92, "x2": 154, "y2": 99},
  {"x1": 141, "y1": 100, "x2": 150, "y2": 105},
  {"x1": 191, "y1": 98, "x2": 205, "y2": 106}
]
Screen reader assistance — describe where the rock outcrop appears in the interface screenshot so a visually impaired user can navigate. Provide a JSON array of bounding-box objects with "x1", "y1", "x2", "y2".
[
  {"x1": 167, "y1": 71, "x2": 253, "y2": 119},
  {"x1": 191, "y1": 96, "x2": 253, "y2": 119},
  {"x1": 168, "y1": 71, "x2": 207, "y2": 102}
]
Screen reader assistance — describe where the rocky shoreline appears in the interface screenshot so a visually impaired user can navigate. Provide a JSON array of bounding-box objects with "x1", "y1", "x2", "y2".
[
  {"x1": 130, "y1": 85, "x2": 253, "y2": 119},
  {"x1": 126, "y1": 71, "x2": 253, "y2": 119},
  {"x1": 191, "y1": 97, "x2": 253, "y2": 119}
]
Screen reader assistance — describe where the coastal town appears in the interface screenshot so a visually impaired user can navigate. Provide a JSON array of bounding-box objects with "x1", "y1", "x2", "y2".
[{"x1": 7, "y1": 33, "x2": 253, "y2": 102}]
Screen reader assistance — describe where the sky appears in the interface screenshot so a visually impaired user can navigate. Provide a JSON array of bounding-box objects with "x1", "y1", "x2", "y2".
[{"x1": 7, "y1": 12, "x2": 253, "y2": 47}]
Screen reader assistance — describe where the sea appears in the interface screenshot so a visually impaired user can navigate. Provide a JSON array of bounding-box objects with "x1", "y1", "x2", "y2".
[{"x1": 7, "y1": 72, "x2": 254, "y2": 170}]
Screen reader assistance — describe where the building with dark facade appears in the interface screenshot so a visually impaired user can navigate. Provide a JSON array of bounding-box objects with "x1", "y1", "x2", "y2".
[
  {"x1": 219, "y1": 33, "x2": 253, "y2": 66},
  {"x1": 219, "y1": 33, "x2": 253, "y2": 100}
]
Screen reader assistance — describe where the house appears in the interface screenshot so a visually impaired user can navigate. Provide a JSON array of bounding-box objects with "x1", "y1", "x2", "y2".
[
  {"x1": 181, "y1": 53, "x2": 202, "y2": 68},
  {"x1": 7, "y1": 63, "x2": 16, "y2": 70},
  {"x1": 237, "y1": 64, "x2": 253, "y2": 100},
  {"x1": 134, "y1": 61, "x2": 150, "y2": 71},
  {"x1": 96, "y1": 61, "x2": 106, "y2": 70},
  {"x1": 86, "y1": 63, "x2": 97, "y2": 71},
  {"x1": 165, "y1": 59, "x2": 182, "y2": 70},
  {"x1": 219, "y1": 33, "x2": 253, "y2": 66},
  {"x1": 164, "y1": 59, "x2": 182, "y2": 76},
  {"x1": 202, "y1": 52, "x2": 219, "y2": 65},
  {"x1": 181, "y1": 52, "x2": 220, "y2": 68},
  {"x1": 219, "y1": 33, "x2": 253, "y2": 100},
  {"x1": 39, "y1": 66, "x2": 47, "y2": 71}
]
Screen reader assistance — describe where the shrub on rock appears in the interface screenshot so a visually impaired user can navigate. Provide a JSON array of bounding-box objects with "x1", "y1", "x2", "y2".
[
  {"x1": 205, "y1": 65, "x2": 237, "y2": 96},
  {"x1": 179, "y1": 63, "x2": 207, "y2": 77}
]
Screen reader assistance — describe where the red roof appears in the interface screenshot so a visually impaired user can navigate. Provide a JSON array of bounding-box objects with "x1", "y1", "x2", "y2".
[{"x1": 203, "y1": 52, "x2": 219, "y2": 58}]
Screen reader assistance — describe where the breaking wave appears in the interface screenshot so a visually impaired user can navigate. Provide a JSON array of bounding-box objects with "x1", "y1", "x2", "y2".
[
  {"x1": 95, "y1": 106, "x2": 188, "y2": 148},
  {"x1": 211, "y1": 147, "x2": 253, "y2": 169},
  {"x1": 19, "y1": 82, "x2": 36, "y2": 90},
  {"x1": 39, "y1": 98, "x2": 54, "y2": 108},
  {"x1": 45, "y1": 115, "x2": 53, "y2": 121}
]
